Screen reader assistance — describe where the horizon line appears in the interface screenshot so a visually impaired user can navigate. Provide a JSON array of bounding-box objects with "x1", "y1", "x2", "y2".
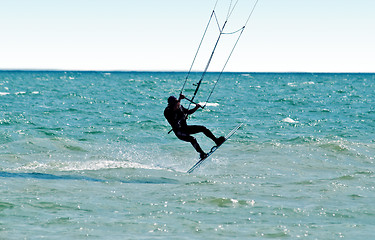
[{"x1": 0, "y1": 69, "x2": 374, "y2": 74}]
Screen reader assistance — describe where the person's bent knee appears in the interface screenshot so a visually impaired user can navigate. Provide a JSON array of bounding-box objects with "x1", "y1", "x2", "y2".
[{"x1": 190, "y1": 136, "x2": 197, "y2": 144}]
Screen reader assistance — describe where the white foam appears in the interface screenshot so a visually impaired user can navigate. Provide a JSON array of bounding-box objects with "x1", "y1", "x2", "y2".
[
  {"x1": 11, "y1": 160, "x2": 163, "y2": 172},
  {"x1": 282, "y1": 117, "x2": 299, "y2": 123},
  {"x1": 241, "y1": 74, "x2": 253, "y2": 78},
  {"x1": 303, "y1": 81, "x2": 315, "y2": 85},
  {"x1": 200, "y1": 102, "x2": 219, "y2": 107},
  {"x1": 60, "y1": 160, "x2": 163, "y2": 171}
]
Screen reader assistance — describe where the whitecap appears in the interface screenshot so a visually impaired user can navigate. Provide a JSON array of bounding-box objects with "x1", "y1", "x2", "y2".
[
  {"x1": 282, "y1": 117, "x2": 299, "y2": 123},
  {"x1": 303, "y1": 81, "x2": 315, "y2": 85},
  {"x1": 200, "y1": 102, "x2": 219, "y2": 107},
  {"x1": 59, "y1": 160, "x2": 163, "y2": 171},
  {"x1": 241, "y1": 74, "x2": 253, "y2": 78},
  {"x1": 12, "y1": 160, "x2": 163, "y2": 172}
]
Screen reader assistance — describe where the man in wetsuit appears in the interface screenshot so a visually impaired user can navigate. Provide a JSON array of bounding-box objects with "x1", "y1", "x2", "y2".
[{"x1": 164, "y1": 94, "x2": 225, "y2": 159}]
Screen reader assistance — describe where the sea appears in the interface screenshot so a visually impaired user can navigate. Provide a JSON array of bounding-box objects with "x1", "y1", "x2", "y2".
[{"x1": 1, "y1": 71, "x2": 374, "y2": 239}]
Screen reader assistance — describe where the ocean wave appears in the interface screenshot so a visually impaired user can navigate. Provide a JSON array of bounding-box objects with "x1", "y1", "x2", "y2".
[
  {"x1": 9, "y1": 160, "x2": 163, "y2": 172},
  {"x1": 282, "y1": 117, "x2": 299, "y2": 123},
  {"x1": 0, "y1": 171, "x2": 179, "y2": 184},
  {"x1": 185, "y1": 196, "x2": 255, "y2": 208},
  {"x1": 318, "y1": 141, "x2": 351, "y2": 153},
  {"x1": 267, "y1": 136, "x2": 375, "y2": 162},
  {"x1": 1, "y1": 91, "x2": 39, "y2": 96},
  {"x1": 199, "y1": 102, "x2": 220, "y2": 107}
]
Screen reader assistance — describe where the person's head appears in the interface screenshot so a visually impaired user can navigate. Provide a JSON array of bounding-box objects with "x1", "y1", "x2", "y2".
[{"x1": 168, "y1": 96, "x2": 180, "y2": 110}]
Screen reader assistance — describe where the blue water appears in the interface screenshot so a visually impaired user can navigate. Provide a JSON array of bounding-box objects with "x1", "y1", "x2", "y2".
[{"x1": 1, "y1": 71, "x2": 375, "y2": 239}]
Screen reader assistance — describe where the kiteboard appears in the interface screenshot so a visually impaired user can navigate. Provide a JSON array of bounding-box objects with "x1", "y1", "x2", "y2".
[{"x1": 187, "y1": 123, "x2": 243, "y2": 173}]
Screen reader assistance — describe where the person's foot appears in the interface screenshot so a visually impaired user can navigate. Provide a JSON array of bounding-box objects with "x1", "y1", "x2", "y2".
[
  {"x1": 200, "y1": 152, "x2": 208, "y2": 159},
  {"x1": 215, "y1": 136, "x2": 225, "y2": 147}
]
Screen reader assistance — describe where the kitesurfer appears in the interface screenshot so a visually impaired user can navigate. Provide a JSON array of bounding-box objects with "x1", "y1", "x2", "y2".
[{"x1": 164, "y1": 94, "x2": 225, "y2": 159}]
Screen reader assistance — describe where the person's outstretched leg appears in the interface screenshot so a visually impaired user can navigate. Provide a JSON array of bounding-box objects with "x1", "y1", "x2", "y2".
[
  {"x1": 175, "y1": 131, "x2": 207, "y2": 158},
  {"x1": 186, "y1": 125, "x2": 225, "y2": 146}
]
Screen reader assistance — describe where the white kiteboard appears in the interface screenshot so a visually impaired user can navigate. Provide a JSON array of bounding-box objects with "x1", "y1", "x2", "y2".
[{"x1": 187, "y1": 123, "x2": 243, "y2": 173}]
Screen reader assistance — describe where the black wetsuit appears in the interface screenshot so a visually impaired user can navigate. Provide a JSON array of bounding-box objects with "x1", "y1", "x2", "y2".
[{"x1": 164, "y1": 105, "x2": 217, "y2": 154}]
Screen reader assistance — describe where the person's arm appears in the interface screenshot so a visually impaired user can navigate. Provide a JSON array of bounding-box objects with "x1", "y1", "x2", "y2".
[
  {"x1": 186, "y1": 103, "x2": 201, "y2": 115},
  {"x1": 180, "y1": 94, "x2": 201, "y2": 115}
]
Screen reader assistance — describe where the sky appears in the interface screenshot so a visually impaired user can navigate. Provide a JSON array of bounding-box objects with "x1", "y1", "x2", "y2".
[{"x1": 0, "y1": 0, "x2": 374, "y2": 72}]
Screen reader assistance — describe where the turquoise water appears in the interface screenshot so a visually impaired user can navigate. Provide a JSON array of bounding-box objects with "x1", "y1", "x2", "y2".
[{"x1": 1, "y1": 71, "x2": 375, "y2": 239}]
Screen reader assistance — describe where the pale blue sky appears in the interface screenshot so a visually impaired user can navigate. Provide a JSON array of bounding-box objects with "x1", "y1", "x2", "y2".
[{"x1": 0, "y1": 0, "x2": 374, "y2": 72}]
